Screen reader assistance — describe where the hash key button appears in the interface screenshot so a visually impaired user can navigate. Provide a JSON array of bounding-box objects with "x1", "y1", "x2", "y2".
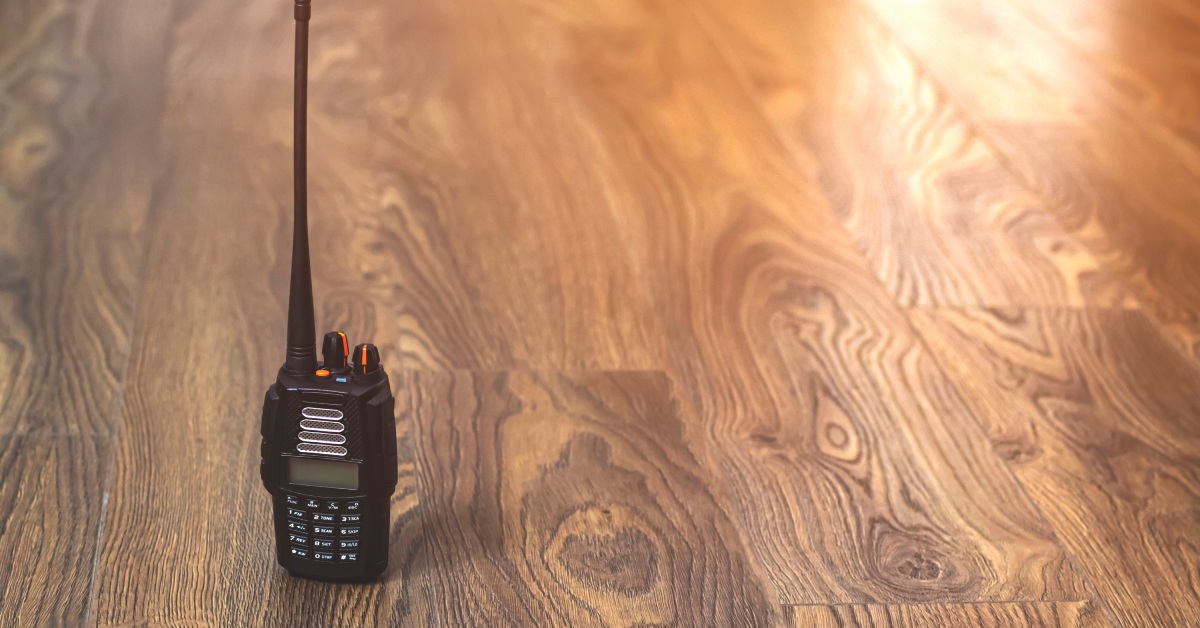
[
  {"x1": 312, "y1": 513, "x2": 336, "y2": 523},
  {"x1": 339, "y1": 553, "x2": 359, "y2": 562},
  {"x1": 340, "y1": 514, "x2": 361, "y2": 523}
]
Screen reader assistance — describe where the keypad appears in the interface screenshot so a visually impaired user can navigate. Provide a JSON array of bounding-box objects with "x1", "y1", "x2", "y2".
[{"x1": 283, "y1": 493, "x2": 365, "y2": 562}]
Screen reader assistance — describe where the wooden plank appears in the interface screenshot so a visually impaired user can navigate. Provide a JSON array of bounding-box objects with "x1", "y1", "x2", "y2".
[
  {"x1": 786, "y1": 601, "x2": 1109, "y2": 627},
  {"x1": 691, "y1": 0, "x2": 1132, "y2": 309},
  {"x1": 860, "y1": 0, "x2": 1200, "y2": 359},
  {"x1": 1006, "y1": 0, "x2": 1200, "y2": 149},
  {"x1": 408, "y1": 370, "x2": 777, "y2": 626},
  {"x1": 300, "y1": 0, "x2": 663, "y2": 372},
  {"x1": 0, "y1": 0, "x2": 171, "y2": 434},
  {"x1": 519, "y1": 0, "x2": 1089, "y2": 605},
  {"x1": 0, "y1": 436, "x2": 111, "y2": 626},
  {"x1": 911, "y1": 308, "x2": 1200, "y2": 626},
  {"x1": 90, "y1": 0, "x2": 433, "y2": 623}
]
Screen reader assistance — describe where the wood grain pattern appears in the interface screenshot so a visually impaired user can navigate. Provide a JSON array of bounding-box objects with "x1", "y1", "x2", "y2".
[
  {"x1": 408, "y1": 370, "x2": 776, "y2": 626},
  {"x1": 912, "y1": 308, "x2": 1200, "y2": 627},
  {"x1": 1007, "y1": 0, "x2": 1200, "y2": 150},
  {"x1": 0, "y1": 0, "x2": 170, "y2": 434},
  {"x1": 533, "y1": 0, "x2": 1088, "y2": 605},
  {"x1": 860, "y1": 0, "x2": 1200, "y2": 360},
  {"x1": 0, "y1": 436, "x2": 111, "y2": 626},
  {"x1": 692, "y1": 0, "x2": 1132, "y2": 309},
  {"x1": 786, "y1": 601, "x2": 1109, "y2": 627}
]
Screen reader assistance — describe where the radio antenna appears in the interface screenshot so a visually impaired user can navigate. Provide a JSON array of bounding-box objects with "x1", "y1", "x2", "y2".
[{"x1": 285, "y1": 0, "x2": 317, "y2": 372}]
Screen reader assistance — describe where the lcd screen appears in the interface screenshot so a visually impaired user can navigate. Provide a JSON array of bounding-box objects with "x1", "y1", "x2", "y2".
[{"x1": 287, "y1": 457, "x2": 359, "y2": 490}]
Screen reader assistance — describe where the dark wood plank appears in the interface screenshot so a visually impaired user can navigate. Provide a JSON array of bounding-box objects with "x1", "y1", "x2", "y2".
[
  {"x1": 525, "y1": 0, "x2": 1089, "y2": 605},
  {"x1": 912, "y1": 308, "x2": 1200, "y2": 626},
  {"x1": 1006, "y1": 0, "x2": 1200, "y2": 150},
  {"x1": 408, "y1": 370, "x2": 777, "y2": 626},
  {"x1": 787, "y1": 601, "x2": 1109, "y2": 627},
  {"x1": 89, "y1": 0, "x2": 433, "y2": 623},
  {"x1": 692, "y1": 0, "x2": 1132, "y2": 309},
  {"x1": 0, "y1": 0, "x2": 171, "y2": 434},
  {"x1": 861, "y1": 0, "x2": 1200, "y2": 360},
  {"x1": 0, "y1": 436, "x2": 111, "y2": 626}
]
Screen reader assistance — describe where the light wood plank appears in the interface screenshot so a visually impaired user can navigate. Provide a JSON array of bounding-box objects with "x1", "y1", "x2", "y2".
[
  {"x1": 409, "y1": 370, "x2": 777, "y2": 625},
  {"x1": 912, "y1": 308, "x2": 1200, "y2": 627},
  {"x1": 692, "y1": 0, "x2": 1131, "y2": 309},
  {"x1": 861, "y1": 0, "x2": 1200, "y2": 360},
  {"x1": 1006, "y1": 0, "x2": 1200, "y2": 150}
]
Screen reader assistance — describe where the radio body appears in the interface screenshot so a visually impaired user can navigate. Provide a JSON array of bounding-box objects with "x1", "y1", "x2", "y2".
[
  {"x1": 260, "y1": 346, "x2": 397, "y2": 581},
  {"x1": 259, "y1": 0, "x2": 397, "y2": 582}
]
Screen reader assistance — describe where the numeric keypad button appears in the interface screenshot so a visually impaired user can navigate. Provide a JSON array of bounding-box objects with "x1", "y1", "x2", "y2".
[
  {"x1": 312, "y1": 538, "x2": 335, "y2": 549},
  {"x1": 312, "y1": 512, "x2": 336, "y2": 523},
  {"x1": 338, "y1": 539, "x2": 360, "y2": 550},
  {"x1": 340, "y1": 514, "x2": 361, "y2": 524},
  {"x1": 287, "y1": 508, "x2": 306, "y2": 520},
  {"x1": 288, "y1": 534, "x2": 308, "y2": 545},
  {"x1": 340, "y1": 526, "x2": 361, "y2": 537},
  {"x1": 313, "y1": 525, "x2": 335, "y2": 535},
  {"x1": 314, "y1": 551, "x2": 335, "y2": 561},
  {"x1": 286, "y1": 521, "x2": 309, "y2": 533}
]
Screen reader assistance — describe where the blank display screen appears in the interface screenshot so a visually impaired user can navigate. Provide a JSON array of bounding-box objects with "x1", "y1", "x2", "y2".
[{"x1": 287, "y1": 457, "x2": 359, "y2": 490}]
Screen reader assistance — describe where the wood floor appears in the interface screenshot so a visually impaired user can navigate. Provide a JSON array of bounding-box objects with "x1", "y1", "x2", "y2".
[{"x1": 1, "y1": 0, "x2": 1197, "y2": 625}]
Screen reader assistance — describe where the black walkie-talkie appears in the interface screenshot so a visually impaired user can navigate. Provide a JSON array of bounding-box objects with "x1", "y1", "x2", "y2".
[{"x1": 260, "y1": 0, "x2": 397, "y2": 581}]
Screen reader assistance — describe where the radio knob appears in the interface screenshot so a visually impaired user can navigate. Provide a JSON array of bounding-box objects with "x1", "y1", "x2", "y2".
[
  {"x1": 353, "y1": 343, "x2": 381, "y2": 376},
  {"x1": 322, "y1": 331, "x2": 350, "y2": 370}
]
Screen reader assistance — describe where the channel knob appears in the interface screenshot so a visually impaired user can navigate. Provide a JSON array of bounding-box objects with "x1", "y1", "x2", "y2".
[
  {"x1": 322, "y1": 331, "x2": 350, "y2": 370},
  {"x1": 353, "y1": 343, "x2": 381, "y2": 376}
]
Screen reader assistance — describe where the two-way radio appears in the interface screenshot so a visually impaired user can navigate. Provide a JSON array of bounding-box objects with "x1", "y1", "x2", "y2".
[{"x1": 259, "y1": 0, "x2": 397, "y2": 581}]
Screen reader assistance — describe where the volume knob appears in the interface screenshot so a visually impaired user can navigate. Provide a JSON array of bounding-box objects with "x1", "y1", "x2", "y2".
[
  {"x1": 353, "y1": 343, "x2": 381, "y2": 376},
  {"x1": 322, "y1": 331, "x2": 350, "y2": 370}
]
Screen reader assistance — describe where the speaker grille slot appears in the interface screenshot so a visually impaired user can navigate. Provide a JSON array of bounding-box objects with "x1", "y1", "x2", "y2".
[
  {"x1": 302, "y1": 407, "x2": 344, "y2": 420},
  {"x1": 296, "y1": 443, "x2": 348, "y2": 457},
  {"x1": 299, "y1": 431, "x2": 347, "y2": 445},
  {"x1": 299, "y1": 419, "x2": 344, "y2": 433}
]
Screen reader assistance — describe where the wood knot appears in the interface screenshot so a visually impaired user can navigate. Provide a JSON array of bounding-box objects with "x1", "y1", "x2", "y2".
[
  {"x1": 557, "y1": 526, "x2": 658, "y2": 595},
  {"x1": 894, "y1": 548, "x2": 944, "y2": 581},
  {"x1": 871, "y1": 522, "x2": 979, "y2": 598}
]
